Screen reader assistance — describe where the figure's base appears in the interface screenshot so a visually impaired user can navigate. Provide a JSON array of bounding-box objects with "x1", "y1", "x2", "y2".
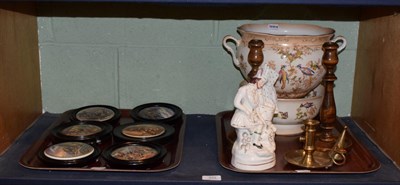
[{"x1": 231, "y1": 153, "x2": 276, "y2": 171}]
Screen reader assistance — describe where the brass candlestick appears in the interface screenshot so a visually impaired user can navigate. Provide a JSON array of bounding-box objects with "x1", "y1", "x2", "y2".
[{"x1": 285, "y1": 119, "x2": 333, "y2": 169}]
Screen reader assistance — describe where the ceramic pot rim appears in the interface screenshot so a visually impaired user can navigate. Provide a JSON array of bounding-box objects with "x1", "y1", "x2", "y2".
[{"x1": 238, "y1": 23, "x2": 335, "y2": 37}]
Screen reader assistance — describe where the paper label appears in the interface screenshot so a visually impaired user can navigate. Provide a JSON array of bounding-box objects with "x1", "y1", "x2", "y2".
[
  {"x1": 267, "y1": 24, "x2": 279, "y2": 30},
  {"x1": 202, "y1": 175, "x2": 222, "y2": 181},
  {"x1": 295, "y1": 169, "x2": 311, "y2": 173}
]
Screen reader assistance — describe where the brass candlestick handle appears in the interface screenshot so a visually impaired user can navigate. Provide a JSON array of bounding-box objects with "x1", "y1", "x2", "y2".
[
  {"x1": 285, "y1": 119, "x2": 333, "y2": 169},
  {"x1": 319, "y1": 42, "x2": 339, "y2": 143},
  {"x1": 247, "y1": 39, "x2": 264, "y2": 79}
]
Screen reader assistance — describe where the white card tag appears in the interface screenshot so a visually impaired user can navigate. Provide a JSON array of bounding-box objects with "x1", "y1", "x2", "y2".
[
  {"x1": 267, "y1": 24, "x2": 279, "y2": 30},
  {"x1": 202, "y1": 175, "x2": 222, "y2": 181}
]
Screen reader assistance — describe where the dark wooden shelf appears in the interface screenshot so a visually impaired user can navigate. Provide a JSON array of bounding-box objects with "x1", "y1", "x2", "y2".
[{"x1": 24, "y1": 0, "x2": 400, "y2": 6}]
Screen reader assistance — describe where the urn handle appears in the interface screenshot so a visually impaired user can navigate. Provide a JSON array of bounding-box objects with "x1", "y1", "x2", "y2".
[
  {"x1": 330, "y1": 36, "x2": 347, "y2": 53},
  {"x1": 222, "y1": 35, "x2": 240, "y2": 67}
]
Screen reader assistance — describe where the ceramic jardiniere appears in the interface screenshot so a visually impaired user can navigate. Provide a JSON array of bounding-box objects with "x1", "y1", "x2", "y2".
[{"x1": 223, "y1": 23, "x2": 346, "y2": 98}]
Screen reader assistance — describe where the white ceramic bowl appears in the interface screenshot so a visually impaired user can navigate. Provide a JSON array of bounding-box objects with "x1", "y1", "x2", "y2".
[{"x1": 273, "y1": 84, "x2": 324, "y2": 135}]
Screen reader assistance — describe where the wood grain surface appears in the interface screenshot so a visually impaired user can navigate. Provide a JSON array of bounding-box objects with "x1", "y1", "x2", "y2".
[
  {"x1": 352, "y1": 9, "x2": 400, "y2": 165},
  {"x1": 0, "y1": 3, "x2": 42, "y2": 155}
]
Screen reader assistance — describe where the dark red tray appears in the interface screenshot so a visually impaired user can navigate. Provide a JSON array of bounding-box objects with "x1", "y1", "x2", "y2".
[
  {"x1": 19, "y1": 109, "x2": 185, "y2": 172},
  {"x1": 216, "y1": 111, "x2": 380, "y2": 173}
]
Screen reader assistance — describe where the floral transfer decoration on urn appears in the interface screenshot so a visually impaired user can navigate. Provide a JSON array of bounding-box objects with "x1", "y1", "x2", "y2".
[
  {"x1": 295, "y1": 102, "x2": 318, "y2": 120},
  {"x1": 271, "y1": 45, "x2": 316, "y2": 64},
  {"x1": 278, "y1": 101, "x2": 318, "y2": 121},
  {"x1": 266, "y1": 54, "x2": 324, "y2": 98}
]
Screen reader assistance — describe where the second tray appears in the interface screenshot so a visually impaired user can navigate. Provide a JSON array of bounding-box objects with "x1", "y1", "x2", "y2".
[{"x1": 216, "y1": 111, "x2": 380, "y2": 174}]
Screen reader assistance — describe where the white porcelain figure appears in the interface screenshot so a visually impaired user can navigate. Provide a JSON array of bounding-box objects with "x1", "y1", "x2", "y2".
[
  {"x1": 223, "y1": 23, "x2": 346, "y2": 98},
  {"x1": 231, "y1": 68, "x2": 279, "y2": 171}
]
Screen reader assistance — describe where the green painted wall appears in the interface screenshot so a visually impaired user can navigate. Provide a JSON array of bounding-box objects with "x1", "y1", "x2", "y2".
[{"x1": 37, "y1": 5, "x2": 358, "y2": 116}]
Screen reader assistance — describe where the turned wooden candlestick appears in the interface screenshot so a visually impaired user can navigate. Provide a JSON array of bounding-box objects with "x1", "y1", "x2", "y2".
[
  {"x1": 319, "y1": 42, "x2": 339, "y2": 143},
  {"x1": 247, "y1": 39, "x2": 264, "y2": 79}
]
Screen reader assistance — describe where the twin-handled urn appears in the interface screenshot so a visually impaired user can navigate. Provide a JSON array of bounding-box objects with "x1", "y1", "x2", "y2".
[{"x1": 223, "y1": 23, "x2": 346, "y2": 99}]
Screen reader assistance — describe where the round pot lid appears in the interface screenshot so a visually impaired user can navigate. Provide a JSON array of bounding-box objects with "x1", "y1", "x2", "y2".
[
  {"x1": 51, "y1": 121, "x2": 112, "y2": 143},
  {"x1": 71, "y1": 105, "x2": 121, "y2": 123},
  {"x1": 130, "y1": 102, "x2": 182, "y2": 124},
  {"x1": 43, "y1": 142, "x2": 95, "y2": 160},
  {"x1": 122, "y1": 123, "x2": 166, "y2": 139},
  {"x1": 102, "y1": 142, "x2": 166, "y2": 168},
  {"x1": 113, "y1": 122, "x2": 174, "y2": 143},
  {"x1": 38, "y1": 142, "x2": 101, "y2": 167}
]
